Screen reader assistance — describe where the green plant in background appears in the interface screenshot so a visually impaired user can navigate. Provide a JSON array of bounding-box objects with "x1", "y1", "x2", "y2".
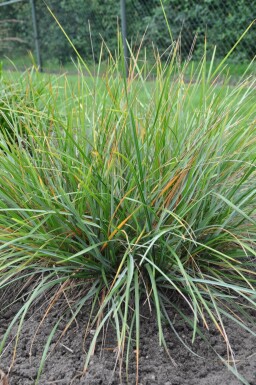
[
  {"x1": 0, "y1": 36, "x2": 256, "y2": 385},
  {"x1": 144, "y1": 0, "x2": 256, "y2": 62},
  {"x1": 1, "y1": 0, "x2": 255, "y2": 67}
]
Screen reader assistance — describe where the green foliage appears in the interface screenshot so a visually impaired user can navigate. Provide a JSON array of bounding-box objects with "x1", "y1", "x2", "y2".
[
  {"x1": 0, "y1": 71, "x2": 46, "y2": 144},
  {"x1": 0, "y1": 0, "x2": 255, "y2": 64},
  {"x1": 144, "y1": 0, "x2": 256, "y2": 61},
  {"x1": 0, "y1": 77, "x2": 25, "y2": 142},
  {"x1": 0, "y1": 44, "x2": 255, "y2": 384}
]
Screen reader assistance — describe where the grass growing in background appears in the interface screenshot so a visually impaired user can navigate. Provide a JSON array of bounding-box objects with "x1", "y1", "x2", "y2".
[
  {"x1": 1, "y1": 48, "x2": 256, "y2": 79},
  {"x1": 0, "y1": 41, "x2": 256, "y2": 385}
]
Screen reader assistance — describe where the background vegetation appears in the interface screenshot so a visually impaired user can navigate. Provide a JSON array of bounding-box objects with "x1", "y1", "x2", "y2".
[{"x1": 0, "y1": 0, "x2": 255, "y2": 67}]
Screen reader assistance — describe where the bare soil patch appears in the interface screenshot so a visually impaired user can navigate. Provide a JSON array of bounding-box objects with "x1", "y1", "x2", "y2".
[{"x1": 0, "y1": 287, "x2": 255, "y2": 385}]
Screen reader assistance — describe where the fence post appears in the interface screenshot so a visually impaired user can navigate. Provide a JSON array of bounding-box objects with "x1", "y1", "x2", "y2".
[
  {"x1": 30, "y1": 0, "x2": 42, "y2": 71},
  {"x1": 120, "y1": 0, "x2": 129, "y2": 77}
]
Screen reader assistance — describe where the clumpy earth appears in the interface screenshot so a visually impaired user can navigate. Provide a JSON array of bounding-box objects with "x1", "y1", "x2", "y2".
[{"x1": 0, "y1": 285, "x2": 255, "y2": 385}]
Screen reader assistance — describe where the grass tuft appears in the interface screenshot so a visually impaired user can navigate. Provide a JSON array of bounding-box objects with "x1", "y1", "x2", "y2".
[{"x1": 0, "y1": 43, "x2": 256, "y2": 384}]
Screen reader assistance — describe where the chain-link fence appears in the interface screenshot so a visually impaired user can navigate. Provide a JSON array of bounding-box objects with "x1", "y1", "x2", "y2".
[{"x1": 0, "y1": 0, "x2": 255, "y2": 71}]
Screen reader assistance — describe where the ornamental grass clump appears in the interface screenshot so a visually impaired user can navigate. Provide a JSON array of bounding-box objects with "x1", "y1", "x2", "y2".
[{"x1": 0, "y1": 42, "x2": 255, "y2": 384}]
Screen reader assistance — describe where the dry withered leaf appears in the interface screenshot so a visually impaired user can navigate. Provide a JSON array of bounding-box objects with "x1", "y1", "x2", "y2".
[{"x1": 0, "y1": 370, "x2": 8, "y2": 385}]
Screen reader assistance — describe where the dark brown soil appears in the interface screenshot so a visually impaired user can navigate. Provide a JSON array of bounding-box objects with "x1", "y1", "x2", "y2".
[{"x1": 0, "y1": 287, "x2": 255, "y2": 385}]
